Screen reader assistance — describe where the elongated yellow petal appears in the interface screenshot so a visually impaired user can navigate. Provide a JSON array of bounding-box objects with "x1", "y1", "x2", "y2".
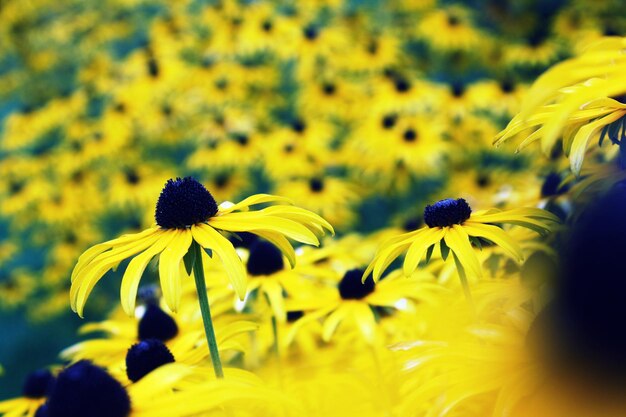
[
  {"x1": 158, "y1": 229, "x2": 192, "y2": 313},
  {"x1": 127, "y1": 363, "x2": 194, "y2": 403},
  {"x1": 120, "y1": 232, "x2": 176, "y2": 315},
  {"x1": 192, "y1": 224, "x2": 247, "y2": 300},
  {"x1": 444, "y1": 225, "x2": 482, "y2": 279},
  {"x1": 71, "y1": 232, "x2": 163, "y2": 316},
  {"x1": 351, "y1": 302, "x2": 377, "y2": 344},
  {"x1": 250, "y1": 230, "x2": 296, "y2": 268},
  {"x1": 403, "y1": 227, "x2": 446, "y2": 276},
  {"x1": 570, "y1": 110, "x2": 626, "y2": 175},
  {"x1": 71, "y1": 228, "x2": 160, "y2": 282},
  {"x1": 362, "y1": 229, "x2": 425, "y2": 281},
  {"x1": 218, "y1": 194, "x2": 293, "y2": 214},
  {"x1": 462, "y1": 223, "x2": 524, "y2": 263},
  {"x1": 209, "y1": 212, "x2": 320, "y2": 245},
  {"x1": 322, "y1": 304, "x2": 349, "y2": 341},
  {"x1": 262, "y1": 280, "x2": 287, "y2": 323},
  {"x1": 261, "y1": 205, "x2": 334, "y2": 236}
]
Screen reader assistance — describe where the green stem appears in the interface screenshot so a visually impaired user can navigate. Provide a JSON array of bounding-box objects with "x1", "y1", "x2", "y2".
[
  {"x1": 271, "y1": 315, "x2": 280, "y2": 358},
  {"x1": 452, "y1": 253, "x2": 476, "y2": 317},
  {"x1": 192, "y1": 241, "x2": 224, "y2": 378}
]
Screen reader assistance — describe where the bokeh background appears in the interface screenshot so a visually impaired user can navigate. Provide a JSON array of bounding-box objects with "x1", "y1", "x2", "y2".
[{"x1": 0, "y1": 0, "x2": 625, "y2": 399}]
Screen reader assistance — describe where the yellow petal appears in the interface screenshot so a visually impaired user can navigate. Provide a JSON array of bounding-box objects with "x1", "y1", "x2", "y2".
[
  {"x1": 569, "y1": 109, "x2": 626, "y2": 175},
  {"x1": 71, "y1": 232, "x2": 163, "y2": 317},
  {"x1": 249, "y1": 230, "x2": 296, "y2": 268},
  {"x1": 444, "y1": 225, "x2": 482, "y2": 279},
  {"x1": 192, "y1": 224, "x2": 247, "y2": 300},
  {"x1": 209, "y1": 212, "x2": 320, "y2": 245},
  {"x1": 462, "y1": 223, "x2": 524, "y2": 263},
  {"x1": 261, "y1": 280, "x2": 287, "y2": 323},
  {"x1": 403, "y1": 227, "x2": 445, "y2": 276},
  {"x1": 120, "y1": 232, "x2": 176, "y2": 316},
  {"x1": 218, "y1": 194, "x2": 293, "y2": 214},
  {"x1": 158, "y1": 229, "x2": 192, "y2": 313}
]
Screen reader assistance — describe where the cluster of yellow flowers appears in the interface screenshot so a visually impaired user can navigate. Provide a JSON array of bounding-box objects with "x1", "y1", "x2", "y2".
[{"x1": 1, "y1": 0, "x2": 626, "y2": 416}]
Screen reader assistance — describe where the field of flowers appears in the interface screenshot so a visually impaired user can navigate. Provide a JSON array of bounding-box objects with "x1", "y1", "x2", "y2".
[{"x1": 1, "y1": 1, "x2": 626, "y2": 416}]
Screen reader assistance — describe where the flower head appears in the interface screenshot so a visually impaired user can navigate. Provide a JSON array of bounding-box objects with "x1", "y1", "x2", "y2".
[
  {"x1": 364, "y1": 200, "x2": 559, "y2": 284},
  {"x1": 70, "y1": 178, "x2": 333, "y2": 317}
]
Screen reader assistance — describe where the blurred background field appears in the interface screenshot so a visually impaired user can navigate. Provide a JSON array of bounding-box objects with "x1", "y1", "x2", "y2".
[{"x1": 0, "y1": 0, "x2": 624, "y2": 399}]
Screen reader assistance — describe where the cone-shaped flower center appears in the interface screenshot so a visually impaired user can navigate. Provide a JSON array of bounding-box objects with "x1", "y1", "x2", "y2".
[
  {"x1": 138, "y1": 304, "x2": 179, "y2": 342},
  {"x1": 22, "y1": 369, "x2": 55, "y2": 399},
  {"x1": 46, "y1": 361, "x2": 130, "y2": 417},
  {"x1": 339, "y1": 269, "x2": 375, "y2": 300},
  {"x1": 423, "y1": 198, "x2": 471, "y2": 228},
  {"x1": 126, "y1": 339, "x2": 175, "y2": 382},
  {"x1": 247, "y1": 241, "x2": 284, "y2": 276},
  {"x1": 155, "y1": 177, "x2": 218, "y2": 229}
]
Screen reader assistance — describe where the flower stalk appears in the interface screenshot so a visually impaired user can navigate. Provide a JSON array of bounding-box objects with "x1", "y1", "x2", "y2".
[{"x1": 191, "y1": 241, "x2": 224, "y2": 378}]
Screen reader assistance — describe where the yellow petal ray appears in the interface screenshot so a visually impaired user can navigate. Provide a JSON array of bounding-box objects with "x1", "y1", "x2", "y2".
[
  {"x1": 262, "y1": 280, "x2": 287, "y2": 323},
  {"x1": 218, "y1": 194, "x2": 293, "y2": 214},
  {"x1": 71, "y1": 232, "x2": 163, "y2": 316},
  {"x1": 192, "y1": 224, "x2": 247, "y2": 300},
  {"x1": 402, "y1": 228, "x2": 446, "y2": 276},
  {"x1": 366, "y1": 233, "x2": 422, "y2": 282},
  {"x1": 71, "y1": 227, "x2": 159, "y2": 282},
  {"x1": 127, "y1": 363, "x2": 194, "y2": 403},
  {"x1": 569, "y1": 110, "x2": 626, "y2": 175},
  {"x1": 462, "y1": 223, "x2": 524, "y2": 263},
  {"x1": 208, "y1": 212, "x2": 320, "y2": 246},
  {"x1": 120, "y1": 232, "x2": 177, "y2": 315},
  {"x1": 250, "y1": 230, "x2": 296, "y2": 268},
  {"x1": 261, "y1": 205, "x2": 335, "y2": 236},
  {"x1": 158, "y1": 229, "x2": 192, "y2": 313},
  {"x1": 351, "y1": 302, "x2": 377, "y2": 344},
  {"x1": 322, "y1": 304, "x2": 349, "y2": 341},
  {"x1": 444, "y1": 225, "x2": 482, "y2": 279}
]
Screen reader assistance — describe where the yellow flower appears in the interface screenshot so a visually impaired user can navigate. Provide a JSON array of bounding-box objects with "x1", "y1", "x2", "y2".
[
  {"x1": 364, "y1": 198, "x2": 559, "y2": 283},
  {"x1": 495, "y1": 37, "x2": 626, "y2": 174},
  {"x1": 70, "y1": 177, "x2": 333, "y2": 317},
  {"x1": 288, "y1": 268, "x2": 441, "y2": 344}
]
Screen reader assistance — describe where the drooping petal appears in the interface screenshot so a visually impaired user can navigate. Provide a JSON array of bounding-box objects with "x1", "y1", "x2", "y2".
[
  {"x1": 248, "y1": 230, "x2": 296, "y2": 268},
  {"x1": 569, "y1": 110, "x2": 625, "y2": 175},
  {"x1": 322, "y1": 304, "x2": 349, "y2": 342},
  {"x1": 218, "y1": 194, "x2": 293, "y2": 214},
  {"x1": 351, "y1": 302, "x2": 377, "y2": 344},
  {"x1": 71, "y1": 227, "x2": 160, "y2": 282},
  {"x1": 120, "y1": 232, "x2": 177, "y2": 316},
  {"x1": 71, "y1": 231, "x2": 164, "y2": 317},
  {"x1": 158, "y1": 229, "x2": 193, "y2": 313},
  {"x1": 402, "y1": 227, "x2": 446, "y2": 276},
  {"x1": 261, "y1": 280, "x2": 287, "y2": 323},
  {"x1": 444, "y1": 225, "x2": 482, "y2": 279},
  {"x1": 209, "y1": 211, "x2": 320, "y2": 245},
  {"x1": 192, "y1": 224, "x2": 247, "y2": 300},
  {"x1": 462, "y1": 223, "x2": 524, "y2": 263}
]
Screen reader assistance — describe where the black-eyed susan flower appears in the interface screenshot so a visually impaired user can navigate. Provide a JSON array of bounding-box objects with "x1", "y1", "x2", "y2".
[
  {"x1": 364, "y1": 198, "x2": 558, "y2": 291},
  {"x1": 70, "y1": 177, "x2": 333, "y2": 316},
  {"x1": 70, "y1": 176, "x2": 332, "y2": 377},
  {"x1": 288, "y1": 268, "x2": 441, "y2": 344}
]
